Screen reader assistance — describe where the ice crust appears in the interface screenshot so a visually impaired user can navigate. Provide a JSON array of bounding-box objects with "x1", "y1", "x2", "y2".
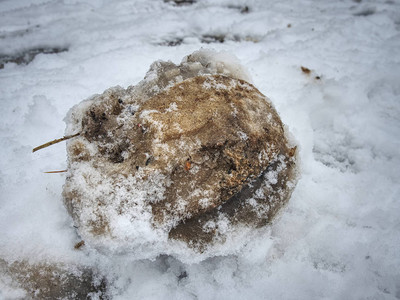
[{"x1": 63, "y1": 50, "x2": 298, "y2": 259}]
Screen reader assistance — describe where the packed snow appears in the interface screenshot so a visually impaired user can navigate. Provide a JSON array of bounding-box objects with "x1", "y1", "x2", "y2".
[{"x1": 1, "y1": 0, "x2": 399, "y2": 299}]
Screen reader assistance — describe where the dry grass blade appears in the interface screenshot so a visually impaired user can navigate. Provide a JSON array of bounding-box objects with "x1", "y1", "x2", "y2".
[
  {"x1": 32, "y1": 133, "x2": 80, "y2": 153},
  {"x1": 43, "y1": 170, "x2": 68, "y2": 174}
]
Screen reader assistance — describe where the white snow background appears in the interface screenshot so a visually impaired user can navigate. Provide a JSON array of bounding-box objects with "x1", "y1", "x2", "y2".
[{"x1": 1, "y1": 0, "x2": 400, "y2": 299}]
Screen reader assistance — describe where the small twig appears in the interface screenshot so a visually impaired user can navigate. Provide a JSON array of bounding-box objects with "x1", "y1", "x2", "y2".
[
  {"x1": 43, "y1": 170, "x2": 68, "y2": 174},
  {"x1": 32, "y1": 133, "x2": 80, "y2": 153}
]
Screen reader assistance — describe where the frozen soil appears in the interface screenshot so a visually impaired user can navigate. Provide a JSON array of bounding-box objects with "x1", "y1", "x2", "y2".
[{"x1": 63, "y1": 52, "x2": 298, "y2": 255}]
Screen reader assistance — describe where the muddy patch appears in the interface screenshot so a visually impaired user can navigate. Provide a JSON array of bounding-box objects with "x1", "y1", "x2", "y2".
[
  {"x1": 353, "y1": 8, "x2": 375, "y2": 16},
  {"x1": 201, "y1": 34, "x2": 259, "y2": 44},
  {"x1": 227, "y1": 5, "x2": 250, "y2": 14},
  {"x1": 158, "y1": 37, "x2": 184, "y2": 46},
  {"x1": 164, "y1": 0, "x2": 196, "y2": 6},
  {"x1": 0, "y1": 47, "x2": 68, "y2": 69},
  {"x1": 0, "y1": 259, "x2": 108, "y2": 299}
]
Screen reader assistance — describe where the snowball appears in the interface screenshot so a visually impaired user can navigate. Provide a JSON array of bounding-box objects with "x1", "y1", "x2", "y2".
[{"x1": 63, "y1": 50, "x2": 298, "y2": 260}]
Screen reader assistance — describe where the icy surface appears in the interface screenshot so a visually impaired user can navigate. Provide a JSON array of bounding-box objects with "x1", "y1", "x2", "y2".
[{"x1": 1, "y1": 0, "x2": 400, "y2": 299}]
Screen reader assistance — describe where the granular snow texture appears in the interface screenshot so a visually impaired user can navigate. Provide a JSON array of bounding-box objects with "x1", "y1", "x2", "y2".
[{"x1": 0, "y1": 0, "x2": 399, "y2": 299}]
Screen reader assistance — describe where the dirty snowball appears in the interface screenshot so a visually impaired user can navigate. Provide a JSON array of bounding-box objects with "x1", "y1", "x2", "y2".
[{"x1": 63, "y1": 50, "x2": 298, "y2": 259}]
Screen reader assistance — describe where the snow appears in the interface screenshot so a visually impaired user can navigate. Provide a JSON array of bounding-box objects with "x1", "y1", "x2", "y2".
[{"x1": 1, "y1": 0, "x2": 400, "y2": 299}]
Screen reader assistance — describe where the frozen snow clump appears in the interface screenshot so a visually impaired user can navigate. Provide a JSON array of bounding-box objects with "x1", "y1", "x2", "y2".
[{"x1": 63, "y1": 50, "x2": 298, "y2": 258}]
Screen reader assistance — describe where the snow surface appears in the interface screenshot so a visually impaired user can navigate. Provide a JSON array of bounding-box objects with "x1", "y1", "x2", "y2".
[{"x1": 1, "y1": 0, "x2": 400, "y2": 299}]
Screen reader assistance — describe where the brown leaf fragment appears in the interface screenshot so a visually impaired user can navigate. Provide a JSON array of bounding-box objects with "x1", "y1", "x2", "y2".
[
  {"x1": 301, "y1": 66, "x2": 311, "y2": 74},
  {"x1": 74, "y1": 240, "x2": 85, "y2": 249},
  {"x1": 184, "y1": 161, "x2": 191, "y2": 171},
  {"x1": 288, "y1": 146, "x2": 297, "y2": 157}
]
